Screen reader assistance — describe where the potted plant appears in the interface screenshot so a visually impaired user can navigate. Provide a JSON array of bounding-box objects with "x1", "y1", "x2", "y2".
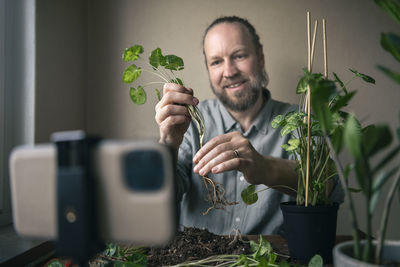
[
  {"x1": 326, "y1": 0, "x2": 400, "y2": 266},
  {"x1": 241, "y1": 13, "x2": 378, "y2": 264}
]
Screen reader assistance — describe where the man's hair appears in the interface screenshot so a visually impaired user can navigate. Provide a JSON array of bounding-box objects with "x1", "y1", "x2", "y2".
[{"x1": 202, "y1": 16, "x2": 263, "y2": 56}]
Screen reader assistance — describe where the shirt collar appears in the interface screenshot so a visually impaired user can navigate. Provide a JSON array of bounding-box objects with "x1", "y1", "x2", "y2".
[{"x1": 217, "y1": 89, "x2": 272, "y2": 135}]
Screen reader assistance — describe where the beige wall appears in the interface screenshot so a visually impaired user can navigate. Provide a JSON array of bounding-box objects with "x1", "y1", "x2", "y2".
[
  {"x1": 35, "y1": 0, "x2": 400, "y2": 238},
  {"x1": 34, "y1": 0, "x2": 88, "y2": 143}
]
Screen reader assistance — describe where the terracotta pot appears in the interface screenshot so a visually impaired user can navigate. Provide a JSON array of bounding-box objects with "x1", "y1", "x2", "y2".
[
  {"x1": 280, "y1": 201, "x2": 339, "y2": 264},
  {"x1": 333, "y1": 240, "x2": 400, "y2": 267}
]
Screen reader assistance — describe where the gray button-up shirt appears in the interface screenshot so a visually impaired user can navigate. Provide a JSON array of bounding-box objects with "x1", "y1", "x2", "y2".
[{"x1": 175, "y1": 89, "x2": 300, "y2": 235}]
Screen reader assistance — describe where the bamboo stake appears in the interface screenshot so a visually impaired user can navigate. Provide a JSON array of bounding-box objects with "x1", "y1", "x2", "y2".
[
  {"x1": 305, "y1": 12, "x2": 311, "y2": 207},
  {"x1": 305, "y1": 14, "x2": 318, "y2": 207},
  {"x1": 323, "y1": 19, "x2": 328, "y2": 79},
  {"x1": 304, "y1": 20, "x2": 317, "y2": 115}
]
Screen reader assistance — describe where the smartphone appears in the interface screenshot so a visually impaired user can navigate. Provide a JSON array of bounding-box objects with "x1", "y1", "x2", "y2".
[{"x1": 9, "y1": 139, "x2": 176, "y2": 246}]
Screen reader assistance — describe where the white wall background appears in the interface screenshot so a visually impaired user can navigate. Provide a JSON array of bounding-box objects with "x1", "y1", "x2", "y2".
[{"x1": 34, "y1": 0, "x2": 400, "y2": 238}]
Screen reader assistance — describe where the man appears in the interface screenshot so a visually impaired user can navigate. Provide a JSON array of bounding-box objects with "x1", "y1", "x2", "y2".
[{"x1": 155, "y1": 16, "x2": 339, "y2": 235}]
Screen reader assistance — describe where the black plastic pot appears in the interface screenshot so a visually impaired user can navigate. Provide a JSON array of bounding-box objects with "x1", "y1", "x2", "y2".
[{"x1": 280, "y1": 201, "x2": 339, "y2": 264}]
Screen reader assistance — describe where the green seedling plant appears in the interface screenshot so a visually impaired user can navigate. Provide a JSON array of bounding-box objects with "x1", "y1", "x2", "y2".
[
  {"x1": 241, "y1": 68, "x2": 375, "y2": 207},
  {"x1": 122, "y1": 45, "x2": 236, "y2": 214}
]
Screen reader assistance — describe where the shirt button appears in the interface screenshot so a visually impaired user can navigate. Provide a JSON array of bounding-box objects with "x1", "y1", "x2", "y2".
[
  {"x1": 235, "y1": 217, "x2": 241, "y2": 223},
  {"x1": 239, "y1": 176, "x2": 245, "y2": 182}
]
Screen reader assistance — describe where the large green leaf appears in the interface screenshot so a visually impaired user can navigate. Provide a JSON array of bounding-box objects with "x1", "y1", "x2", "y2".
[
  {"x1": 149, "y1": 48, "x2": 166, "y2": 69},
  {"x1": 354, "y1": 159, "x2": 368, "y2": 194},
  {"x1": 375, "y1": 0, "x2": 400, "y2": 24},
  {"x1": 349, "y1": 69, "x2": 376, "y2": 84},
  {"x1": 296, "y1": 70, "x2": 324, "y2": 94},
  {"x1": 331, "y1": 125, "x2": 344, "y2": 153},
  {"x1": 373, "y1": 167, "x2": 399, "y2": 193},
  {"x1": 310, "y1": 79, "x2": 336, "y2": 133},
  {"x1": 381, "y1": 32, "x2": 400, "y2": 62},
  {"x1": 123, "y1": 64, "x2": 142, "y2": 83},
  {"x1": 361, "y1": 125, "x2": 392, "y2": 157},
  {"x1": 372, "y1": 145, "x2": 400, "y2": 175},
  {"x1": 344, "y1": 114, "x2": 362, "y2": 158},
  {"x1": 164, "y1": 55, "x2": 184, "y2": 71},
  {"x1": 331, "y1": 91, "x2": 357, "y2": 112},
  {"x1": 130, "y1": 86, "x2": 146, "y2": 105},
  {"x1": 122, "y1": 45, "x2": 144, "y2": 62},
  {"x1": 377, "y1": 65, "x2": 400, "y2": 85},
  {"x1": 241, "y1": 184, "x2": 258, "y2": 205}
]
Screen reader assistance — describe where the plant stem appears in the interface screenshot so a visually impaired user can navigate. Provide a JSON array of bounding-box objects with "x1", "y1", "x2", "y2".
[
  {"x1": 376, "y1": 168, "x2": 400, "y2": 264},
  {"x1": 141, "y1": 68, "x2": 169, "y2": 83},
  {"x1": 324, "y1": 133, "x2": 361, "y2": 259}
]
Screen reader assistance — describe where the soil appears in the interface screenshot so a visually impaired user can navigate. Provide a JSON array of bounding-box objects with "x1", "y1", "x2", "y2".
[
  {"x1": 146, "y1": 227, "x2": 252, "y2": 266},
  {"x1": 87, "y1": 227, "x2": 293, "y2": 267}
]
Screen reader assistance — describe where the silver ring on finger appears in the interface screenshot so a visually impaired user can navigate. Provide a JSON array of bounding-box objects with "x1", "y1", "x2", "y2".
[{"x1": 233, "y1": 150, "x2": 240, "y2": 158}]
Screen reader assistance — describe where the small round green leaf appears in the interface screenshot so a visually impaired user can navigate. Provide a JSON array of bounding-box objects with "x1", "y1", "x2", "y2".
[
  {"x1": 241, "y1": 184, "x2": 258, "y2": 205},
  {"x1": 164, "y1": 54, "x2": 184, "y2": 71},
  {"x1": 308, "y1": 254, "x2": 323, "y2": 267},
  {"x1": 123, "y1": 64, "x2": 142, "y2": 83},
  {"x1": 123, "y1": 45, "x2": 144, "y2": 62},
  {"x1": 149, "y1": 48, "x2": 166, "y2": 69},
  {"x1": 130, "y1": 86, "x2": 146, "y2": 105}
]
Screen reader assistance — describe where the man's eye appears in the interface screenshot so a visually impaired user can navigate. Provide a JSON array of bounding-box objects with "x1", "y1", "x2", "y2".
[
  {"x1": 210, "y1": 60, "x2": 221, "y2": 66},
  {"x1": 235, "y1": 54, "x2": 245, "y2": 59}
]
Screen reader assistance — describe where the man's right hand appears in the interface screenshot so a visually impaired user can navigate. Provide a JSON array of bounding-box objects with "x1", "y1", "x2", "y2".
[{"x1": 155, "y1": 83, "x2": 199, "y2": 151}]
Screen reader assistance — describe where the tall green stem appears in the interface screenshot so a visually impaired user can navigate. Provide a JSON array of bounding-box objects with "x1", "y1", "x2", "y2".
[
  {"x1": 376, "y1": 169, "x2": 400, "y2": 264},
  {"x1": 324, "y1": 134, "x2": 361, "y2": 259}
]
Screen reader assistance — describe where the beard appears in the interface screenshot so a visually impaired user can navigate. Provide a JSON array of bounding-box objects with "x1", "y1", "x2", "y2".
[{"x1": 211, "y1": 69, "x2": 267, "y2": 112}]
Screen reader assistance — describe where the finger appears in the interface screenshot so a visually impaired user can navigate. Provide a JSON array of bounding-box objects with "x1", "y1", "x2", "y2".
[
  {"x1": 211, "y1": 158, "x2": 241, "y2": 174},
  {"x1": 194, "y1": 141, "x2": 235, "y2": 174},
  {"x1": 159, "y1": 115, "x2": 191, "y2": 131},
  {"x1": 193, "y1": 134, "x2": 232, "y2": 163},
  {"x1": 160, "y1": 90, "x2": 199, "y2": 107},
  {"x1": 195, "y1": 150, "x2": 238, "y2": 176},
  {"x1": 155, "y1": 104, "x2": 191, "y2": 124},
  {"x1": 163, "y1": 83, "x2": 194, "y2": 95}
]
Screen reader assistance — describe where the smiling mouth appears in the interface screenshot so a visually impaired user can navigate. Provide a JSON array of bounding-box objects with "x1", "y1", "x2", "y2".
[{"x1": 224, "y1": 80, "x2": 246, "y2": 89}]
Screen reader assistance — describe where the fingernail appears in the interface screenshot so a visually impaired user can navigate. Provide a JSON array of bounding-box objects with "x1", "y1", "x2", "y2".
[
  {"x1": 192, "y1": 97, "x2": 199, "y2": 105},
  {"x1": 193, "y1": 165, "x2": 199, "y2": 173},
  {"x1": 212, "y1": 166, "x2": 219, "y2": 173}
]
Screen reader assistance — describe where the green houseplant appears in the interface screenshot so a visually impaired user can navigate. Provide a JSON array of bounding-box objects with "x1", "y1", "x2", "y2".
[
  {"x1": 269, "y1": 67, "x2": 375, "y2": 265},
  {"x1": 241, "y1": 13, "x2": 378, "y2": 264},
  {"x1": 330, "y1": 0, "x2": 400, "y2": 266}
]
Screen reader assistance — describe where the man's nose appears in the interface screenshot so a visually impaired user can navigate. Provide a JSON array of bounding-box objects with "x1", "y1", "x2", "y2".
[{"x1": 223, "y1": 60, "x2": 239, "y2": 78}]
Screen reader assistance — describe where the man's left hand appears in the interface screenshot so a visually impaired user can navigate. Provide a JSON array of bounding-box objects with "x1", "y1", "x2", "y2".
[{"x1": 192, "y1": 131, "x2": 264, "y2": 184}]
